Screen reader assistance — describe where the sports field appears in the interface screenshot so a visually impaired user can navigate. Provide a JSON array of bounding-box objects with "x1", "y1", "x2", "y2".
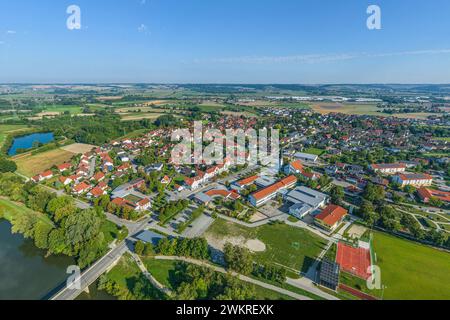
[
  {"x1": 336, "y1": 242, "x2": 371, "y2": 280},
  {"x1": 14, "y1": 148, "x2": 75, "y2": 177},
  {"x1": 205, "y1": 219, "x2": 327, "y2": 276},
  {"x1": 373, "y1": 231, "x2": 450, "y2": 300}
]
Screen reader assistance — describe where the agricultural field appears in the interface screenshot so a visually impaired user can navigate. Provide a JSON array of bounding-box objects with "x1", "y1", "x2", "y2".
[
  {"x1": 120, "y1": 113, "x2": 168, "y2": 121},
  {"x1": 40, "y1": 105, "x2": 83, "y2": 114},
  {"x1": 311, "y1": 103, "x2": 383, "y2": 116},
  {"x1": 372, "y1": 231, "x2": 450, "y2": 300},
  {"x1": 205, "y1": 219, "x2": 327, "y2": 277},
  {"x1": 311, "y1": 102, "x2": 438, "y2": 119},
  {"x1": 61, "y1": 143, "x2": 97, "y2": 154},
  {"x1": 14, "y1": 148, "x2": 76, "y2": 177}
]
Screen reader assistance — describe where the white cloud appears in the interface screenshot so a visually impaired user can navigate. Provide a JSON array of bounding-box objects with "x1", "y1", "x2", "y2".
[
  {"x1": 6, "y1": 30, "x2": 16, "y2": 35},
  {"x1": 138, "y1": 24, "x2": 150, "y2": 35},
  {"x1": 198, "y1": 49, "x2": 450, "y2": 65}
]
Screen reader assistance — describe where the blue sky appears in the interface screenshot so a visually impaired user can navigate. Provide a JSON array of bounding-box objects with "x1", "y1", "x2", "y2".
[{"x1": 1, "y1": 0, "x2": 450, "y2": 83}]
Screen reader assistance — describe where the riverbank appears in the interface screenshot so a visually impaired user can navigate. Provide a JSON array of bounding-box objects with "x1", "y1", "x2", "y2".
[{"x1": 0, "y1": 219, "x2": 76, "y2": 299}]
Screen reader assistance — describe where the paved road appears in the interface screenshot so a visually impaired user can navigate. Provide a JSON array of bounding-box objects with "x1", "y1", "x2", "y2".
[
  {"x1": 87, "y1": 157, "x2": 96, "y2": 179},
  {"x1": 51, "y1": 217, "x2": 154, "y2": 300},
  {"x1": 155, "y1": 256, "x2": 314, "y2": 301},
  {"x1": 51, "y1": 242, "x2": 128, "y2": 300}
]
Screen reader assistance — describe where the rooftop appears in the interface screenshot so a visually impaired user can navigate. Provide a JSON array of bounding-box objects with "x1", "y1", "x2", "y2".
[{"x1": 315, "y1": 204, "x2": 348, "y2": 227}]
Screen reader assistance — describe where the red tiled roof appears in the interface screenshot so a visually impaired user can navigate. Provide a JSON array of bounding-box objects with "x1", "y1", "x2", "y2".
[
  {"x1": 138, "y1": 198, "x2": 150, "y2": 206},
  {"x1": 315, "y1": 204, "x2": 348, "y2": 227},
  {"x1": 57, "y1": 163, "x2": 72, "y2": 171},
  {"x1": 251, "y1": 176, "x2": 297, "y2": 201},
  {"x1": 290, "y1": 160, "x2": 304, "y2": 171},
  {"x1": 398, "y1": 173, "x2": 433, "y2": 181},
  {"x1": 73, "y1": 182, "x2": 90, "y2": 193},
  {"x1": 205, "y1": 189, "x2": 241, "y2": 200},
  {"x1": 93, "y1": 172, "x2": 105, "y2": 181},
  {"x1": 90, "y1": 187, "x2": 104, "y2": 197},
  {"x1": 41, "y1": 170, "x2": 53, "y2": 177},
  {"x1": 236, "y1": 175, "x2": 259, "y2": 187},
  {"x1": 418, "y1": 187, "x2": 450, "y2": 202},
  {"x1": 372, "y1": 163, "x2": 406, "y2": 170},
  {"x1": 98, "y1": 181, "x2": 108, "y2": 189},
  {"x1": 59, "y1": 176, "x2": 72, "y2": 183}
]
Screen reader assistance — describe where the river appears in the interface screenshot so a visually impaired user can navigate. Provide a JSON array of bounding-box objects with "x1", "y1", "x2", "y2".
[
  {"x1": 0, "y1": 219, "x2": 115, "y2": 300},
  {"x1": 8, "y1": 132, "x2": 54, "y2": 156}
]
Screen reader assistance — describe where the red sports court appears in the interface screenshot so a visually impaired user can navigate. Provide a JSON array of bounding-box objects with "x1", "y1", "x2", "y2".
[{"x1": 336, "y1": 242, "x2": 372, "y2": 280}]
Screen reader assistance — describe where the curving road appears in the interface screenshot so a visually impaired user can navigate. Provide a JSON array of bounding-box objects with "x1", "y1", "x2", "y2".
[{"x1": 51, "y1": 217, "x2": 153, "y2": 300}]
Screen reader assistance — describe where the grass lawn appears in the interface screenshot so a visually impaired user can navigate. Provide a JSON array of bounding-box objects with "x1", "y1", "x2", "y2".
[
  {"x1": 100, "y1": 220, "x2": 121, "y2": 244},
  {"x1": 14, "y1": 148, "x2": 75, "y2": 177},
  {"x1": 303, "y1": 148, "x2": 326, "y2": 156},
  {"x1": 105, "y1": 253, "x2": 141, "y2": 288},
  {"x1": 373, "y1": 231, "x2": 450, "y2": 300},
  {"x1": 205, "y1": 219, "x2": 328, "y2": 276},
  {"x1": 0, "y1": 198, "x2": 53, "y2": 226},
  {"x1": 339, "y1": 272, "x2": 382, "y2": 298}
]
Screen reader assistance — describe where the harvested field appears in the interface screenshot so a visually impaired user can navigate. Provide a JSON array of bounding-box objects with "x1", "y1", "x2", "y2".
[
  {"x1": 15, "y1": 148, "x2": 75, "y2": 177},
  {"x1": 61, "y1": 143, "x2": 97, "y2": 154}
]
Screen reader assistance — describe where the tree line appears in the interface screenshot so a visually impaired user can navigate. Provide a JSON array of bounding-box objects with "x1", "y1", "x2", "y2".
[{"x1": 0, "y1": 173, "x2": 114, "y2": 268}]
